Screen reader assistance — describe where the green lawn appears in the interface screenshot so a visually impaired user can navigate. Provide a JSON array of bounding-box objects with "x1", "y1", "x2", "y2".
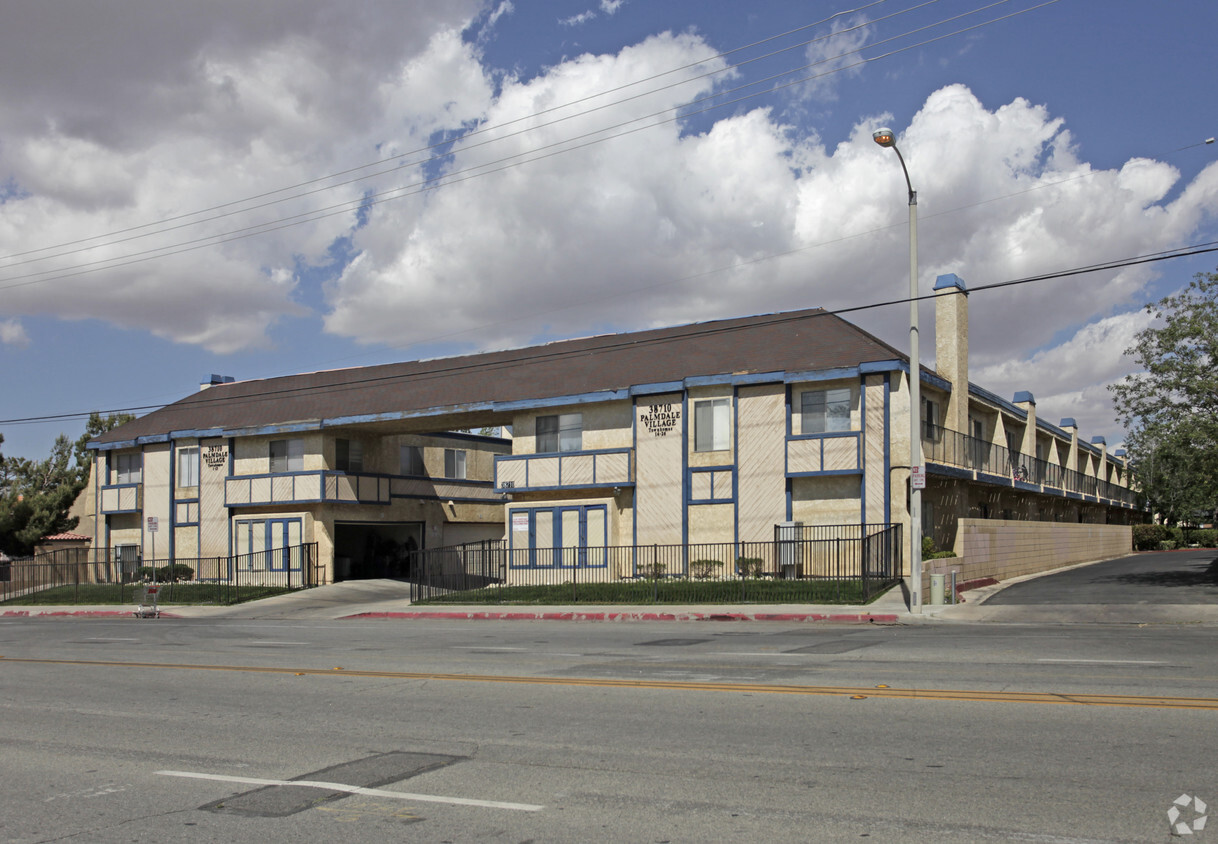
[
  {"x1": 0, "y1": 582, "x2": 299, "y2": 606},
  {"x1": 416, "y1": 578, "x2": 890, "y2": 605}
]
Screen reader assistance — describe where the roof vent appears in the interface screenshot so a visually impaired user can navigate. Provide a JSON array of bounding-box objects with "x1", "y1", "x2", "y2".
[{"x1": 200, "y1": 374, "x2": 236, "y2": 391}]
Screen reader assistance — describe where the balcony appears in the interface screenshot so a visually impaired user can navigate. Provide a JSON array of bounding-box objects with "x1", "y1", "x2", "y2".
[
  {"x1": 225, "y1": 470, "x2": 501, "y2": 508},
  {"x1": 494, "y1": 448, "x2": 633, "y2": 494},
  {"x1": 922, "y1": 425, "x2": 1138, "y2": 507},
  {"x1": 100, "y1": 483, "x2": 142, "y2": 514},
  {"x1": 786, "y1": 432, "x2": 861, "y2": 476}
]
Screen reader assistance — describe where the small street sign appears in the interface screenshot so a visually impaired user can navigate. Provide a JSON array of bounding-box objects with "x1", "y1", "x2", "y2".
[
  {"x1": 147, "y1": 516, "x2": 159, "y2": 533},
  {"x1": 911, "y1": 466, "x2": 927, "y2": 490}
]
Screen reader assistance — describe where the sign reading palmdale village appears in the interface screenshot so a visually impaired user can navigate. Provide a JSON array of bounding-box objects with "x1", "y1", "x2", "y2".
[
  {"x1": 639, "y1": 403, "x2": 681, "y2": 438},
  {"x1": 203, "y1": 444, "x2": 229, "y2": 471}
]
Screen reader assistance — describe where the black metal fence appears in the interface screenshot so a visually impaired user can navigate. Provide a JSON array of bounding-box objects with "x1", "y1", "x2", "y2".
[
  {"x1": 408, "y1": 523, "x2": 903, "y2": 604},
  {"x1": 923, "y1": 425, "x2": 1137, "y2": 507},
  {"x1": 0, "y1": 544, "x2": 322, "y2": 606}
]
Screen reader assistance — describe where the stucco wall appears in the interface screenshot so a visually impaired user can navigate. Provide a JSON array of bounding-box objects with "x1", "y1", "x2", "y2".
[{"x1": 922, "y1": 518, "x2": 1132, "y2": 599}]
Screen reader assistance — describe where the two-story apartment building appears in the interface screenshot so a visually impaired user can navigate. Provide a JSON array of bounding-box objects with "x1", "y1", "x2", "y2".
[{"x1": 87, "y1": 274, "x2": 1137, "y2": 584}]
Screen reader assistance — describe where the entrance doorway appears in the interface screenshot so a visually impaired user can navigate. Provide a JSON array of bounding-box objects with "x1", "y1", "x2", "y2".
[{"x1": 333, "y1": 522, "x2": 424, "y2": 581}]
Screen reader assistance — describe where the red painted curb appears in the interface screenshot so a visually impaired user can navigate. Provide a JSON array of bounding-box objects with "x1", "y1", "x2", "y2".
[{"x1": 344, "y1": 610, "x2": 901, "y2": 624}]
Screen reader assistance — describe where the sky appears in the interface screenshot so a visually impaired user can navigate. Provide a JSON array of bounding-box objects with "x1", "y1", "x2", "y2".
[{"x1": 1, "y1": 0, "x2": 1216, "y2": 461}]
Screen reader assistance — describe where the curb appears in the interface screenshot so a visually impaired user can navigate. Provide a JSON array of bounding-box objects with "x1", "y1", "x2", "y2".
[
  {"x1": 1, "y1": 610, "x2": 183, "y2": 619},
  {"x1": 343, "y1": 610, "x2": 902, "y2": 624}
]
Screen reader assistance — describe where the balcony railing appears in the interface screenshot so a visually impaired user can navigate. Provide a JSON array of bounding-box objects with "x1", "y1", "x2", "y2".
[
  {"x1": 494, "y1": 448, "x2": 633, "y2": 493},
  {"x1": 99, "y1": 483, "x2": 142, "y2": 514},
  {"x1": 922, "y1": 425, "x2": 1137, "y2": 507}
]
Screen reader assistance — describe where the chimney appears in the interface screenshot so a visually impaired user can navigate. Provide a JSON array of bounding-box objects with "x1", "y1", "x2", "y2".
[
  {"x1": 199, "y1": 374, "x2": 235, "y2": 392},
  {"x1": 1013, "y1": 391, "x2": 1037, "y2": 459},
  {"x1": 1059, "y1": 418, "x2": 1079, "y2": 473},
  {"x1": 933, "y1": 273, "x2": 969, "y2": 434}
]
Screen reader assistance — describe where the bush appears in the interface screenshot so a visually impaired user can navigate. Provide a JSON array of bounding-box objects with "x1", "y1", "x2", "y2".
[
  {"x1": 1188, "y1": 529, "x2": 1218, "y2": 548},
  {"x1": 1133, "y1": 524, "x2": 1172, "y2": 551},
  {"x1": 135, "y1": 564, "x2": 195, "y2": 582},
  {"x1": 922, "y1": 537, "x2": 956, "y2": 559},
  {"x1": 637, "y1": 562, "x2": 666, "y2": 579},
  {"x1": 690, "y1": 559, "x2": 723, "y2": 580},
  {"x1": 736, "y1": 557, "x2": 763, "y2": 578}
]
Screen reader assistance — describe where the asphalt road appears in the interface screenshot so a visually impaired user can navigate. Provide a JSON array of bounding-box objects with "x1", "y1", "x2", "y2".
[
  {"x1": 986, "y1": 549, "x2": 1218, "y2": 605},
  {"x1": 2, "y1": 616, "x2": 1217, "y2": 843}
]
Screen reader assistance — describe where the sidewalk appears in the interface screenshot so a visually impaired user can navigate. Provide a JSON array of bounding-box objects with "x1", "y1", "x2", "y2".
[{"x1": 0, "y1": 578, "x2": 910, "y2": 623}]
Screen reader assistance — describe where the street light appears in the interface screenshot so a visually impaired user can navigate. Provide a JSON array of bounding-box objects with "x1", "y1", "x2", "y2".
[{"x1": 873, "y1": 126, "x2": 923, "y2": 613}]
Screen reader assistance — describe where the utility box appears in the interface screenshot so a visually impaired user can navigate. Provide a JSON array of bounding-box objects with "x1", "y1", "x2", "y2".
[
  {"x1": 929, "y1": 573, "x2": 946, "y2": 605},
  {"x1": 777, "y1": 521, "x2": 804, "y2": 579}
]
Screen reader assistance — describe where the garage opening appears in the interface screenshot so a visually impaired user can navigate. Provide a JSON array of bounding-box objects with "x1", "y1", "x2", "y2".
[{"x1": 333, "y1": 522, "x2": 424, "y2": 581}]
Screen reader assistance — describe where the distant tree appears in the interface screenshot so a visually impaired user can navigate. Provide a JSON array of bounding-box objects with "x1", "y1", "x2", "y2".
[
  {"x1": 1110, "y1": 269, "x2": 1218, "y2": 525},
  {"x1": 0, "y1": 412, "x2": 135, "y2": 555}
]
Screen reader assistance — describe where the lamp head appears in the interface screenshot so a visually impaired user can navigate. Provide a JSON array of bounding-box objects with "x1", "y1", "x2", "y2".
[{"x1": 873, "y1": 127, "x2": 896, "y2": 148}]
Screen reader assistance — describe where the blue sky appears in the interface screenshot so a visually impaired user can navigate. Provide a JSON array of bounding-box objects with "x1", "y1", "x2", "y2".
[{"x1": 1, "y1": 0, "x2": 1216, "y2": 460}]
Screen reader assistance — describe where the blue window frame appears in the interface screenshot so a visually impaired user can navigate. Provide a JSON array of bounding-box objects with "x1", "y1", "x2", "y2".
[
  {"x1": 233, "y1": 517, "x2": 303, "y2": 572},
  {"x1": 508, "y1": 505, "x2": 607, "y2": 568}
]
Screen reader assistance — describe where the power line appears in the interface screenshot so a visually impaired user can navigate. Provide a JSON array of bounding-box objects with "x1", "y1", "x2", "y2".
[
  {"x1": 0, "y1": 0, "x2": 1053, "y2": 291},
  {"x1": 4, "y1": 239, "x2": 1214, "y2": 429},
  {"x1": 0, "y1": 0, "x2": 903, "y2": 266}
]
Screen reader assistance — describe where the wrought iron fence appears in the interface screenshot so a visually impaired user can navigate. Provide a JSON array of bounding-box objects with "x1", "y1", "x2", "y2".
[
  {"x1": 407, "y1": 524, "x2": 902, "y2": 605},
  {"x1": 0, "y1": 544, "x2": 322, "y2": 606},
  {"x1": 922, "y1": 425, "x2": 1137, "y2": 506}
]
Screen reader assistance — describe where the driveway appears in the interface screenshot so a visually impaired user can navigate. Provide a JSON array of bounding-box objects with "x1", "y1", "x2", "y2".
[{"x1": 985, "y1": 548, "x2": 1218, "y2": 605}]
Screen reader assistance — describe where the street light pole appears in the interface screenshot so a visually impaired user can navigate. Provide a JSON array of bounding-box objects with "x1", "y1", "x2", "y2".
[{"x1": 873, "y1": 127, "x2": 922, "y2": 613}]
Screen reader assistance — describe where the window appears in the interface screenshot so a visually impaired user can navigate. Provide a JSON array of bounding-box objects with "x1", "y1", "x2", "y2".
[
  {"x1": 115, "y1": 452, "x2": 142, "y2": 484},
  {"x1": 922, "y1": 397, "x2": 940, "y2": 441},
  {"x1": 177, "y1": 446, "x2": 199, "y2": 488},
  {"x1": 335, "y1": 438, "x2": 363, "y2": 473},
  {"x1": 536, "y1": 413, "x2": 582, "y2": 453},
  {"x1": 693, "y1": 398, "x2": 730, "y2": 452},
  {"x1": 400, "y1": 445, "x2": 426, "y2": 476},
  {"x1": 801, "y1": 389, "x2": 851, "y2": 434},
  {"x1": 269, "y1": 438, "x2": 304, "y2": 473},
  {"x1": 444, "y1": 448, "x2": 466, "y2": 479}
]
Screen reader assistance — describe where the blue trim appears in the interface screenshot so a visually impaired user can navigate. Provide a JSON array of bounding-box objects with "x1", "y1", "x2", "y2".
[
  {"x1": 926, "y1": 463, "x2": 972, "y2": 480},
  {"x1": 631, "y1": 381, "x2": 685, "y2": 396},
  {"x1": 227, "y1": 438, "x2": 234, "y2": 558},
  {"x1": 688, "y1": 465, "x2": 736, "y2": 505},
  {"x1": 859, "y1": 360, "x2": 904, "y2": 375},
  {"x1": 784, "y1": 365, "x2": 861, "y2": 384},
  {"x1": 1013, "y1": 391, "x2": 1036, "y2": 405},
  {"x1": 934, "y1": 272, "x2": 968, "y2": 292},
  {"x1": 1013, "y1": 480, "x2": 1040, "y2": 492},
  {"x1": 786, "y1": 430, "x2": 859, "y2": 443},
  {"x1": 493, "y1": 391, "x2": 628, "y2": 412},
  {"x1": 507, "y1": 504, "x2": 610, "y2": 569},
  {"x1": 883, "y1": 373, "x2": 891, "y2": 525},
  {"x1": 681, "y1": 392, "x2": 689, "y2": 549},
  {"x1": 859, "y1": 375, "x2": 867, "y2": 525},
  {"x1": 729, "y1": 371, "x2": 787, "y2": 386},
  {"x1": 732, "y1": 387, "x2": 740, "y2": 547},
  {"x1": 977, "y1": 471, "x2": 1013, "y2": 486},
  {"x1": 787, "y1": 469, "x2": 864, "y2": 478},
  {"x1": 493, "y1": 447, "x2": 633, "y2": 493},
  {"x1": 632, "y1": 399, "x2": 639, "y2": 552},
  {"x1": 1036, "y1": 418, "x2": 1070, "y2": 439},
  {"x1": 968, "y1": 384, "x2": 1030, "y2": 420},
  {"x1": 1090, "y1": 436, "x2": 1107, "y2": 446},
  {"x1": 1059, "y1": 417, "x2": 1077, "y2": 428},
  {"x1": 784, "y1": 385, "x2": 793, "y2": 521}
]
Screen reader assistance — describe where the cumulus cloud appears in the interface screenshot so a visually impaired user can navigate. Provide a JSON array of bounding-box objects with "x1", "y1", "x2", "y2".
[
  {"x1": 0, "y1": 318, "x2": 29, "y2": 349},
  {"x1": 2, "y1": 5, "x2": 1217, "y2": 444}
]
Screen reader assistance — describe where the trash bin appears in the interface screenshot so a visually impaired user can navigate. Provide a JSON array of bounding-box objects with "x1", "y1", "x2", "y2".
[{"x1": 929, "y1": 573, "x2": 946, "y2": 605}]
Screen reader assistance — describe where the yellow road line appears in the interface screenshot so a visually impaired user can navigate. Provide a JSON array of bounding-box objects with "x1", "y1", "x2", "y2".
[{"x1": 3, "y1": 655, "x2": 1217, "y2": 710}]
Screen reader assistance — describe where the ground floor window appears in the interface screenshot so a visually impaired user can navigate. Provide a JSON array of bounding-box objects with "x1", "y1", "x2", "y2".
[
  {"x1": 234, "y1": 518, "x2": 303, "y2": 571},
  {"x1": 509, "y1": 505, "x2": 607, "y2": 568}
]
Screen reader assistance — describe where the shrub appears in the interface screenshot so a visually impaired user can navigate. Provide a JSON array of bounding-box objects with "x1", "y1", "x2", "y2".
[
  {"x1": 736, "y1": 557, "x2": 763, "y2": 578},
  {"x1": 690, "y1": 559, "x2": 723, "y2": 580},
  {"x1": 1158, "y1": 540, "x2": 1177, "y2": 551},
  {"x1": 1188, "y1": 529, "x2": 1218, "y2": 548},
  {"x1": 135, "y1": 564, "x2": 195, "y2": 582},
  {"x1": 637, "y1": 562, "x2": 666, "y2": 579},
  {"x1": 922, "y1": 536, "x2": 956, "y2": 559},
  {"x1": 1133, "y1": 524, "x2": 1172, "y2": 551}
]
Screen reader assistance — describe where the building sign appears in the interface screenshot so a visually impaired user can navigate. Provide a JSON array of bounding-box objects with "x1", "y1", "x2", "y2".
[
  {"x1": 512, "y1": 512, "x2": 529, "y2": 531},
  {"x1": 639, "y1": 403, "x2": 681, "y2": 438},
  {"x1": 203, "y1": 444, "x2": 229, "y2": 471}
]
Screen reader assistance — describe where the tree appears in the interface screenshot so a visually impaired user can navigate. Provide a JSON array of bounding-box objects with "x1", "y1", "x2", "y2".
[
  {"x1": 1110, "y1": 269, "x2": 1218, "y2": 525},
  {"x1": 0, "y1": 412, "x2": 135, "y2": 555}
]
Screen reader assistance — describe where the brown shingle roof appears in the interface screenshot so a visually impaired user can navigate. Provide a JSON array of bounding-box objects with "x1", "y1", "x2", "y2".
[{"x1": 93, "y1": 307, "x2": 906, "y2": 446}]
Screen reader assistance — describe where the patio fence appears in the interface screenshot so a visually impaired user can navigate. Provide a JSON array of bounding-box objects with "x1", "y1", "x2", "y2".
[
  {"x1": 0, "y1": 544, "x2": 322, "y2": 606},
  {"x1": 407, "y1": 523, "x2": 902, "y2": 604}
]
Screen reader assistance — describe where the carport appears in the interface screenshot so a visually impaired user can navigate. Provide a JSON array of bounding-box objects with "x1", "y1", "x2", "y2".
[{"x1": 333, "y1": 522, "x2": 424, "y2": 581}]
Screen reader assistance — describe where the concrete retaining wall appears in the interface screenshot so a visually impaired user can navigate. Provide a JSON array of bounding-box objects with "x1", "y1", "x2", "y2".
[{"x1": 921, "y1": 519, "x2": 1133, "y2": 601}]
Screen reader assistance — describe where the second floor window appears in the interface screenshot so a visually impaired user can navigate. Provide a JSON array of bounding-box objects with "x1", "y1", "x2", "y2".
[
  {"x1": 922, "y1": 397, "x2": 941, "y2": 441},
  {"x1": 445, "y1": 448, "x2": 466, "y2": 479},
  {"x1": 177, "y1": 446, "x2": 199, "y2": 487},
  {"x1": 114, "y1": 452, "x2": 142, "y2": 484},
  {"x1": 336, "y1": 438, "x2": 363, "y2": 473},
  {"x1": 801, "y1": 389, "x2": 851, "y2": 434},
  {"x1": 270, "y1": 438, "x2": 304, "y2": 473},
  {"x1": 693, "y1": 398, "x2": 730, "y2": 452},
  {"x1": 536, "y1": 413, "x2": 582, "y2": 453},
  {"x1": 400, "y1": 445, "x2": 426, "y2": 476}
]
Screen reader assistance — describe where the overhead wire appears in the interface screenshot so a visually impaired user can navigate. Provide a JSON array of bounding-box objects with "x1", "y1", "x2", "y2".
[
  {"x1": 0, "y1": 0, "x2": 1052, "y2": 291},
  {"x1": 3, "y1": 239, "x2": 1215, "y2": 429}
]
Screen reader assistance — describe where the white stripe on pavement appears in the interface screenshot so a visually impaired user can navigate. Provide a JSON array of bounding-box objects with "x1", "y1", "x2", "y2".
[{"x1": 156, "y1": 770, "x2": 543, "y2": 812}]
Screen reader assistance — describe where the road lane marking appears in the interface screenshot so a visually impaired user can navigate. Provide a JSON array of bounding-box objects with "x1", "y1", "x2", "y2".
[
  {"x1": 4, "y1": 656, "x2": 1217, "y2": 711},
  {"x1": 156, "y1": 770, "x2": 542, "y2": 811},
  {"x1": 453, "y1": 646, "x2": 528, "y2": 650},
  {"x1": 1036, "y1": 659, "x2": 1168, "y2": 665}
]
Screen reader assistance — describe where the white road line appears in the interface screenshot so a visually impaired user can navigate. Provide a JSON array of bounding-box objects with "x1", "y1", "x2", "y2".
[
  {"x1": 86, "y1": 637, "x2": 140, "y2": 641},
  {"x1": 253, "y1": 641, "x2": 310, "y2": 646},
  {"x1": 1036, "y1": 659, "x2": 1168, "y2": 665},
  {"x1": 156, "y1": 770, "x2": 543, "y2": 812},
  {"x1": 453, "y1": 646, "x2": 528, "y2": 651}
]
